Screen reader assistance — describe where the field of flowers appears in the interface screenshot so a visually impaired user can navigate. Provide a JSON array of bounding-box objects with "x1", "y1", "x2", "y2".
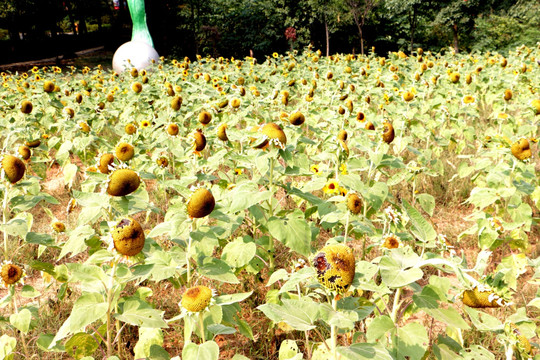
[{"x1": 0, "y1": 44, "x2": 539, "y2": 360}]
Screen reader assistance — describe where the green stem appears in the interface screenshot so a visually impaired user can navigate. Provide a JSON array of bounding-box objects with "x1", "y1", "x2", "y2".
[
  {"x1": 390, "y1": 287, "x2": 402, "y2": 323},
  {"x1": 106, "y1": 261, "x2": 118, "y2": 357},
  {"x1": 198, "y1": 312, "x2": 206, "y2": 343},
  {"x1": 186, "y1": 219, "x2": 197, "y2": 286},
  {"x1": 343, "y1": 211, "x2": 350, "y2": 243},
  {"x1": 3, "y1": 183, "x2": 10, "y2": 256},
  {"x1": 268, "y1": 156, "x2": 276, "y2": 270}
]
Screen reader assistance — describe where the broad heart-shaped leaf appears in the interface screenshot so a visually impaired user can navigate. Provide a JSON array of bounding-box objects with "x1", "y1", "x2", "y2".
[
  {"x1": 207, "y1": 323, "x2": 236, "y2": 335},
  {"x1": 416, "y1": 193, "x2": 435, "y2": 216},
  {"x1": 460, "y1": 345, "x2": 495, "y2": 360},
  {"x1": 0, "y1": 334, "x2": 17, "y2": 359},
  {"x1": 182, "y1": 341, "x2": 219, "y2": 360},
  {"x1": 466, "y1": 188, "x2": 499, "y2": 209},
  {"x1": 9, "y1": 308, "x2": 32, "y2": 334},
  {"x1": 268, "y1": 209, "x2": 312, "y2": 256},
  {"x1": 258, "y1": 298, "x2": 319, "y2": 331},
  {"x1": 337, "y1": 343, "x2": 393, "y2": 360},
  {"x1": 65, "y1": 333, "x2": 99, "y2": 360},
  {"x1": 133, "y1": 328, "x2": 164, "y2": 360},
  {"x1": 463, "y1": 307, "x2": 503, "y2": 331},
  {"x1": 58, "y1": 225, "x2": 95, "y2": 259},
  {"x1": 279, "y1": 339, "x2": 302, "y2": 360},
  {"x1": 51, "y1": 292, "x2": 108, "y2": 347},
  {"x1": 227, "y1": 183, "x2": 273, "y2": 213},
  {"x1": 379, "y1": 249, "x2": 424, "y2": 288},
  {"x1": 392, "y1": 322, "x2": 429, "y2": 360},
  {"x1": 221, "y1": 236, "x2": 256, "y2": 268},
  {"x1": 214, "y1": 291, "x2": 252, "y2": 306},
  {"x1": 364, "y1": 182, "x2": 388, "y2": 213},
  {"x1": 199, "y1": 257, "x2": 239, "y2": 284},
  {"x1": 496, "y1": 253, "x2": 528, "y2": 290},
  {"x1": 401, "y1": 199, "x2": 436, "y2": 243},
  {"x1": 366, "y1": 315, "x2": 394, "y2": 342},
  {"x1": 115, "y1": 299, "x2": 167, "y2": 328},
  {"x1": 413, "y1": 287, "x2": 470, "y2": 330},
  {"x1": 67, "y1": 263, "x2": 108, "y2": 284}
]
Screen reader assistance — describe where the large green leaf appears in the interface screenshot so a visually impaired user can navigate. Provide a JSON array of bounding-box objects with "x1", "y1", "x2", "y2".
[
  {"x1": 366, "y1": 315, "x2": 394, "y2": 342},
  {"x1": 268, "y1": 210, "x2": 312, "y2": 256},
  {"x1": 221, "y1": 236, "x2": 257, "y2": 268},
  {"x1": 337, "y1": 343, "x2": 393, "y2": 360},
  {"x1": 401, "y1": 199, "x2": 436, "y2": 243},
  {"x1": 258, "y1": 298, "x2": 319, "y2": 331},
  {"x1": 413, "y1": 287, "x2": 469, "y2": 329},
  {"x1": 115, "y1": 299, "x2": 167, "y2": 328},
  {"x1": 9, "y1": 308, "x2": 32, "y2": 334},
  {"x1": 58, "y1": 225, "x2": 95, "y2": 259},
  {"x1": 199, "y1": 257, "x2": 239, "y2": 284},
  {"x1": 393, "y1": 322, "x2": 428, "y2": 360},
  {"x1": 133, "y1": 328, "x2": 165, "y2": 360},
  {"x1": 65, "y1": 333, "x2": 99, "y2": 360},
  {"x1": 379, "y1": 249, "x2": 423, "y2": 288},
  {"x1": 182, "y1": 341, "x2": 219, "y2": 360}
]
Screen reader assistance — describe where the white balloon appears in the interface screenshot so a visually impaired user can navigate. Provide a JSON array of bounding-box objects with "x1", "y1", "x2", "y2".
[{"x1": 112, "y1": 41, "x2": 159, "y2": 73}]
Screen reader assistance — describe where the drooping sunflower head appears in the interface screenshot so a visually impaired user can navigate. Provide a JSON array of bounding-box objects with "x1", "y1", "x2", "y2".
[
  {"x1": 98, "y1": 153, "x2": 115, "y2": 174},
  {"x1": 217, "y1": 123, "x2": 228, "y2": 141},
  {"x1": 449, "y1": 72, "x2": 460, "y2": 83},
  {"x1": 231, "y1": 98, "x2": 241, "y2": 109},
  {"x1": 20, "y1": 100, "x2": 33, "y2": 114},
  {"x1": 347, "y1": 193, "x2": 362, "y2": 214},
  {"x1": 1, "y1": 262, "x2": 25, "y2": 287},
  {"x1": 187, "y1": 188, "x2": 215, "y2": 218},
  {"x1": 365, "y1": 121, "x2": 375, "y2": 131},
  {"x1": 461, "y1": 285, "x2": 512, "y2": 308},
  {"x1": 198, "y1": 111, "x2": 212, "y2": 125},
  {"x1": 312, "y1": 244, "x2": 355, "y2": 294},
  {"x1": 511, "y1": 138, "x2": 532, "y2": 161},
  {"x1": 402, "y1": 91, "x2": 414, "y2": 102},
  {"x1": 131, "y1": 82, "x2": 143, "y2": 93},
  {"x1": 18, "y1": 146, "x2": 31, "y2": 161},
  {"x1": 106, "y1": 168, "x2": 140, "y2": 197},
  {"x1": 382, "y1": 121, "x2": 395, "y2": 144},
  {"x1": 156, "y1": 157, "x2": 169, "y2": 168},
  {"x1": 78, "y1": 121, "x2": 91, "y2": 133},
  {"x1": 503, "y1": 89, "x2": 512, "y2": 101},
  {"x1": 181, "y1": 285, "x2": 214, "y2": 313},
  {"x1": 506, "y1": 323, "x2": 533, "y2": 358},
  {"x1": 115, "y1": 143, "x2": 135, "y2": 162},
  {"x1": 43, "y1": 80, "x2": 55, "y2": 93},
  {"x1": 289, "y1": 112, "x2": 305, "y2": 126},
  {"x1": 261, "y1": 123, "x2": 287, "y2": 149},
  {"x1": 125, "y1": 123, "x2": 137, "y2": 135},
  {"x1": 192, "y1": 129, "x2": 207, "y2": 152},
  {"x1": 171, "y1": 96, "x2": 183, "y2": 111},
  {"x1": 111, "y1": 217, "x2": 145, "y2": 256},
  {"x1": 1, "y1": 155, "x2": 26, "y2": 184}
]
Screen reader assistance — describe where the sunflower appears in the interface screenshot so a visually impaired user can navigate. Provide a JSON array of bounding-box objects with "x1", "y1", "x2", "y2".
[
  {"x1": 272, "y1": 52, "x2": 279, "y2": 59},
  {"x1": 98, "y1": 153, "x2": 115, "y2": 174},
  {"x1": 337, "y1": 130, "x2": 348, "y2": 142},
  {"x1": 382, "y1": 234, "x2": 402, "y2": 249},
  {"x1": 140, "y1": 120, "x2": 151, "y2": 128},
  {"x1": 156, "y1": 157, "x2": 168, "y2": 168},
  {"x1": 323, "y1": 179, "x2": 339, "y2": 195},
  {"x1": 402, "y1": 91, "x2": 414, "y2": 102},
  {"x1": 63, "y1": 107, "x2": 75, "y2": 118},
  {"x1": 310, "y1": 164, "x2": 321, "y2": 175},
  {"x1": 461, "y1": 95, "x2": 476, "y2": 105},
  {"x1": 187, "y1": 188, "x2": 215, "y2": 218},
  {"x1": 1, "y1": 261, "x2": 26, "y2": 287},
  {"x1": 231, "y1": 98, "x2": 241, "y2": 109},
  {"x1": 131, "y1": 82, "x2": 143, "y2": 93},
  {"x1": 531, "y1": 99, "x2": 540, "y2": 115},
  {"x1": 198, "y1": 111, "x2": 212, "y2": 125},
  {"x1": 115, "y1": 143, "x2": 135, "y2": 162},
  {"x1": 1, "y1": 155, "x2": 26, "y2": 183},
  {"x1": 511, "y1": 138, "x2": 532, "y2": 161},
  {"x1": 289, "y1": 112, "x2": 305, "y2": 126},
  {"x1": 382, "y1": 122, "x2": 395, "y2": 144},
  {"x1": 503, "y1": 89, "x2": 512, "y2": 101},
  {"x1": 180, "y1": 286, "x2": 216, "y2": 314},
  {"x1": 312, "y1": 244, "x2": 355, "y2": 294},
  {"x1": 51, "y1": 221, "x2": 66, "y2": 233},
  {"x1": 78, "y1": 122, "x2": 91, "y2": 133},
  {"x1": 125, "y1": 123, "x2": 137, "y2": 135},
  {"x1": 339, "y1": 163, "x2": 347, "y2": 175},
  {"x1": 43, "y1": 80, "x2": 55, "y2": 93},
  {"x1": 20, "y1": 100, "x2": 33, "y2": 114},
  {"x1": 18, "y1": 146, "x2": 31, "y2": 160},
  {"x1": 191, "y1": 129, "x2": 207, "y2": 152},
  {"x1": 111, "y1": 217, "x2": 145, "y2": 256},
  {"x1": 171, "y1": 96, "x2": 183, "y2": 111},
  {"x1": 106, "y1": 168, "x2": 140, "y2": 196},
  {"x1": 461, "y1": 285, "x2": 511, "y2": 308},
  {"x1": 347, "y1": 193, "x2": 362, "y2": 214}
]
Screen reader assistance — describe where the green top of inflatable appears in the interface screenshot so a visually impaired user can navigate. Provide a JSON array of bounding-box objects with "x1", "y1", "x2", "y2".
[{"x1": 128, "y1": 0, "x2": 153, "y2": 47}]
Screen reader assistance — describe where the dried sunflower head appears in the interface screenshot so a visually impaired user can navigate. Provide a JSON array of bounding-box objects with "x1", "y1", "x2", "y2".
[
  {"x1": 198, "y1": 111, "x2": 212, "y2": 125},
  {"x1": 192, "y1": 129, "x2": 207, "y2": 152},
  {"x1": 511, "y1": 138, "x2": 532, "y2": 161},
  {"x1": 187, "y1": 188, "x2": 215, "y2": 218},
  {"x1": 171, "y1": 96, "x2": 183, "y2": 111},
  {"x1": 289, "y1": 112, "x2": 305, "y2": 126},
  {"x1": 18, "y1": 146, "x2": 31, "y2": 161},
  {"x1": 461, "y1": 285, "x2": 512, "y2": 308},
  {"x1": 1, "y1": 155, "x2": 26, "y2": 183},
  {"x1": 111, "y1": 217, "x2": 145, "y2": 256},
  {"x1": 106, "y1": 168, "x2": 140, "y2": 197},
  {"x1": 347, "y1": 193, "x2": 362, "y2": 214},
  {"x1": 312, "y1": 244, "x2": 355, "y2": 294},
  {"x1": 51, "y1": 220, "x2": 66, "y2": 233},
  {"x1": 382, "y1": 122, "x2": 395, "y2": 144},
  {"x1": 20, "y1": 100, "x2": 33, "y2": 114},
  {"x1": 98, "y1": 153, "x2": 115, "y2": 174},
  {"x1": 217, "y1": 123, "x2": 228, "y2": 141}
]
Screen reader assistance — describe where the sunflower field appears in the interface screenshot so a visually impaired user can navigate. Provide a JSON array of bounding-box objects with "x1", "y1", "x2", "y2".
[{"x1": 0, "y1": 44, "x2": 539, "y2": 360}]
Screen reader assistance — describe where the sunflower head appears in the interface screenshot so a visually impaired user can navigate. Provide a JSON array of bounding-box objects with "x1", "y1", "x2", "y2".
[
  {"x1": 323, "y1": 179, "x2": 340, "y2": 195},
  {"x1": 111, "y1": 217, "x2": 145, "y2": 256},
  {"x1": 503, "y1": 89, "x2": 512, "y2": 101},
  {"x1": 312, "y1": 244, "x2": 355, "y2": 294},
  {"x1": 382, "y1": 234, "x2": 401, "y2": 249},
  {"x1": 107, "y1": 93, "x2": 115, "y2": 102},
  {"x1": 506, "y1": 323, "x2": 533, "y2": 357},
  {"x1": 261, "y1": 123, "x2": 287, "y2": 148},
  {"x1": 115, "y1": 143, "x2": 135, "y2": 162},
  {"x1": 530, "y1": 99, "x2": 540, "y2": 115},
  {"x1": 43, "y1": 80, "x2": 55, "y2": 93},
  {"x1": 289, "y1": 112, "x2": 305, "y2": 126},
  {"x1": 79, "y1": 122, "x2": 91, "y2": 133},
  {"x1": 106, "y1": 168, "x2": 140, "y2": 197},
  {"x1": 187, "y1": 188, "x2": 215, "y2": 218},
  {"x1": 156, "y1": 157, "x2": 168, "y2": 168},
  {"x1": 171, "y1": 96, "x2": 183, "y2": 111},
  {"x1": 1, "y1": 155, "x2": 26, "y2": 183},
  {"x1": 449, "y1": 73, "x2": 460, "y2": 83},
  {"x1": 337, "y1": 130, "x2": 348, "y2": 142},
  {"x1": 231, "y1": 98, "x2": 241, "y2": 109},
  {"x1": 130, "y1": 68, "x2": 139, "y2": 78},
  {"x1": 198, "y1": 111, "x2": 212, "y2": 125},
  {"x1": 192, "y1": 129, "x2": 207, "y2": 152},
  {"x1": 365, "y1": 122, "x2": 375, "y2": 131},
  {"x1": 98, "y1": 153, "x2": 115, "y2": 174},
  {"x1": 356, "y1": 112, "x2": 365, "y2": 122},
  {"x1": 461, "y1": 286, "x2": 511, "y2": 308},
  {"x1": 382, "y1": 122, "x2": 395, "y2": 144},
  {"x1": 63, "y1": 107, "x2": 75, "y2": 118},
  {"x1": 1, "y1": 262, "x2": 25, "y2": 287},
  {"x1": 51, "y1": 221, "x2": 66, "y2": 233},
  {"x1": 347, "y1": 193, "x2": 362, "y2": 214},
  {"x1": 132, "y1": 82, "x2": 143, "y2": 93},
  {"x1": 217, "y1": 123, "x2": 228, "y2": 141},
  {"x1": 402, "y1": 91, "x2": 414, "y2": 102},
  {"x1": 181, "y1": 285, "x2": 214, "y2": 313},
  {"x1": 20, "y1": 100, "x2": 33, "y2": 114},
  {"x1": 125, "y1": 123, "x2": 137, "y2": 135},
  {"x1": 511, "y1": 138, "x2": 532, "y2": 160},
  {"x1": 18, "y1": 146, "x2": 31, "y2": 160},
  {"x1": 75, "y1": 93, "x2": 83, "y2": 104}
]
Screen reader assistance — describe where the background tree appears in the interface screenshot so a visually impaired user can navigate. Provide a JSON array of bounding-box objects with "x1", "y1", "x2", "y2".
[{"x1": 346, "y1": 0, "x2": 379, "y2": 55}]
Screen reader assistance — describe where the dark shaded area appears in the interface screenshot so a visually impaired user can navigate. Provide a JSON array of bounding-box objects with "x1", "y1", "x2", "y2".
[{"x1": 0, "y1": 0, "x2": 538, "y2": 66}]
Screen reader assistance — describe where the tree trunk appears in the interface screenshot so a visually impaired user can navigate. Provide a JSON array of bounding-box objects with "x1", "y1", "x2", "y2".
[
  {"x1": 325, "y1": 16, "x2": 330, "y2": 57},
  {"x1": 409, "y1": 6, "x2": 417, "y2": 54},
  {"x1": 452, "y1": 23, "x2": 459, "y2": 53}
]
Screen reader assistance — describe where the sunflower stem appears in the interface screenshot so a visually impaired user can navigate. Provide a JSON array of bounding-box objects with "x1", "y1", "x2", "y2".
[
  {"x1": 343, "y1": 211, "x2": 350, "y2": 243},
  {"x1": 3, "y1": 182, "x2": 10, "y2": 256},
  {"x1": 186, "y1": 219, "x2": 197, "y2": 286},
  {"x1": 331, "y1": 296, "x2": 339, "y2": 360},
  {"x1": 198, "y1": 311, "x2": 206, "y2": 343},
  {"x1": 268, "y1": 156, "x2": 276, "y2": 270},
  {"x1": 390, "y1": 287, "x2": 402, "y2": 323},
  {"x1": 11, "y1": 293, "x2": 30, "y2": 357},
  {"x1": 106, "y1": 260, "x2": 118, "y2": 357}
]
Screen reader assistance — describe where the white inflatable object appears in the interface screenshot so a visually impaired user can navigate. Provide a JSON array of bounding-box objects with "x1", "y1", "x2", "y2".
[{"x1": 112, "y1": 41, "x2": 159, "y2": 73}]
